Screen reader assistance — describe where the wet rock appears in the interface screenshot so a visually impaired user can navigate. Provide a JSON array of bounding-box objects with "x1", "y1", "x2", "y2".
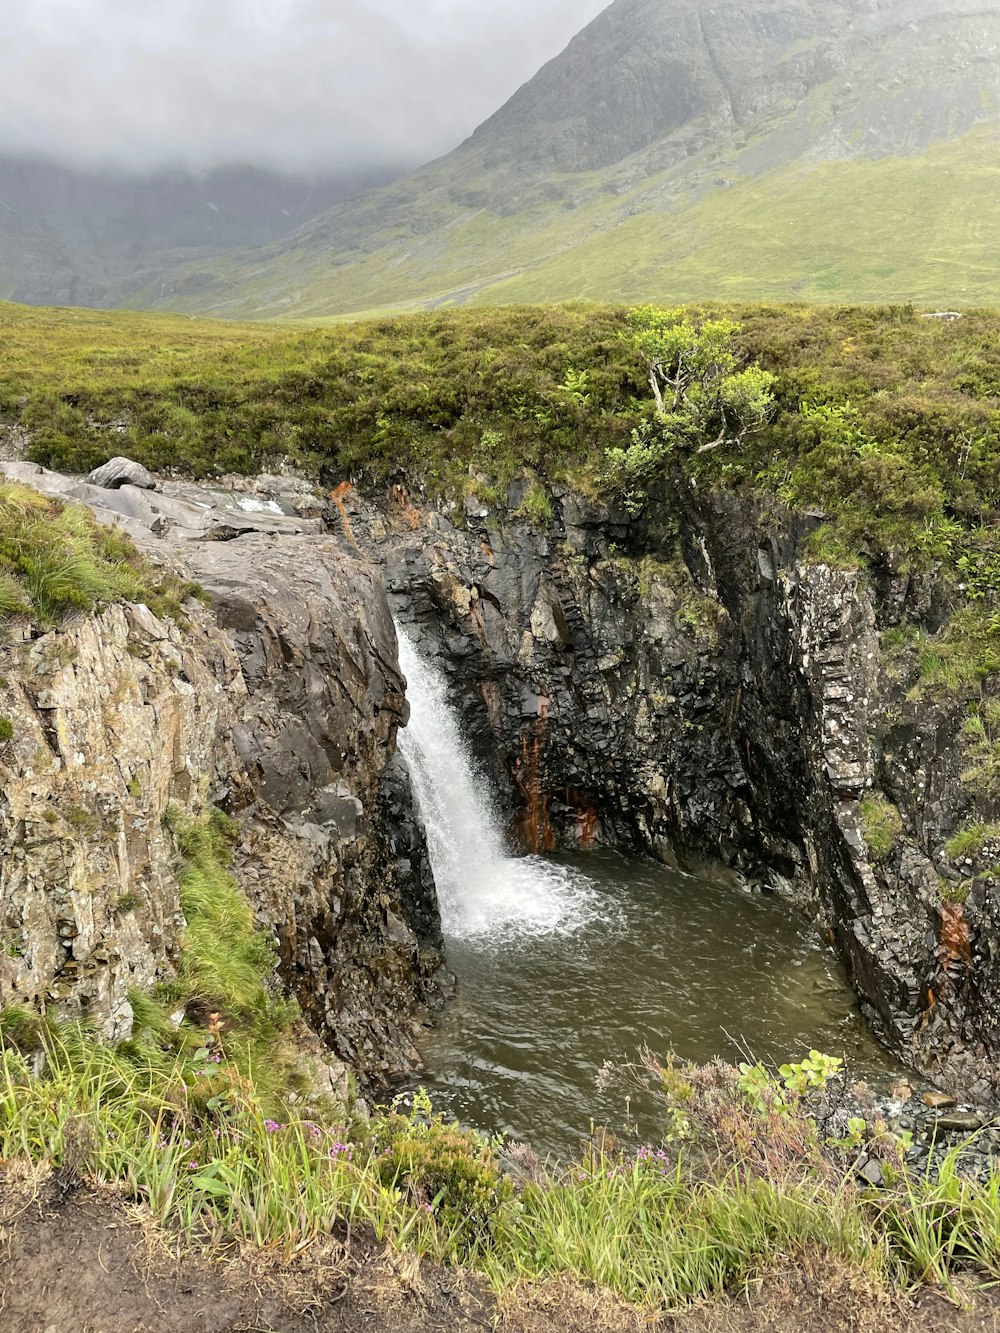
[
  {"x1": 344, "y1": 481, "x2": 1000, "y2": 1103},
  {"x1": 857, "y1": 1156, "x2": 885, "y2": 1188},
  {"x1": 934, "y1": 1111, "x2": 993, "y2": 1133},
  {"x1": 924, "y1": 1091, "x2": 958, "y2": 1109}
]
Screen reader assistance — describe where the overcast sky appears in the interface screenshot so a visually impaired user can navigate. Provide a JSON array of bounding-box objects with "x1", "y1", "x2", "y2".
[{"x1": 1, "y1": 0, "x2": 610, "y2": 177}]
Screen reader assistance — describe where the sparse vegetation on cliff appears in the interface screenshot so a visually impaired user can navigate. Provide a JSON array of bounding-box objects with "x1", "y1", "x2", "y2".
[
  {"x1": 167, "y1": 808, "x2": 300, "y2": 1074},
  {"x1": 0, "y1": 479, "x2": 192, "y2": 628},
  {"x1": 860, "y1": 797, "x2": 905, "y2": 863}
]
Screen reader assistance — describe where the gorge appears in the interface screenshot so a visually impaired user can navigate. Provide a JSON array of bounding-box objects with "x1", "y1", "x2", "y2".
[{"x1": 0, "y1": 447, "x2": 992, "y2": 1134}]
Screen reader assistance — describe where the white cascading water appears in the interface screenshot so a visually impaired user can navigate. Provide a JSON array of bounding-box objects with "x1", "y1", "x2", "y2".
[{"x1": 395, "y1": 625, "x2": 599, "y2": 941}]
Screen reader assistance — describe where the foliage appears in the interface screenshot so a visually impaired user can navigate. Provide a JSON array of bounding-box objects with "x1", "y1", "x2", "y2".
[
  {"x1": 907, "y1": 609, "x2": 1000, "y2": 699},
  {"x1": 859, "y1": 797, "x2": 905, "y2": 862},
  {"x1": 514, "y1": 478, "x2": 555, "y2": 525},
  {"x1": 373, "y1": 1087, "x2": 512, "y2": 1243},
  {"x1": 959, "y1": 698, "x2": 1000, "y2": 799},
  {"x1": 0, "y1": 480, "x2": 195, "y2": 630},
  {"x1": 161, "y1": 806, "x2": 299, "y2": 1105},
  {"x1": 167, "y1": 809, "x2": 291, "y2": 1015},
  {"x1": 604, "y1": 306, "x2": 774, "y2": 502},
  {"x1": 945, "y1": 823, "x2": 1000, "y2": 861},
  {"x1": 5, "y1": 1030, "x2": 1000, "y2": 1306},
  {"x1": 0, "y1": 481, "x2": 191, "y2": 629},
  {"x1": 4, "y1": 297, "x2": 1000, "y2": 584},
  {"x1": 737, "y1": 1049, "x2": 844, "y2": 1114}
]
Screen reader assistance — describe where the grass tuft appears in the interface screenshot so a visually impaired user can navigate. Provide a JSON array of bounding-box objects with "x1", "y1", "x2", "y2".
[
  {"x1": 0, "y1": 480, "x2": 191, "y2": 629},
  {"x1": 859, "y1": 796, "x2": 904, "y2": 862}
]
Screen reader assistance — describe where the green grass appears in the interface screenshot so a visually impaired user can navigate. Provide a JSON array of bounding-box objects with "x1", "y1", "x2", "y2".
[
  {"x1": 486, "y1": 127, "x2": 1000, "y2": 311},
  {"x1": 147, "y1": 125, "x2": 1000, "y2": 320},
  {"x1": 859, "y1": 797, "x2": 904, "y2": 862},
  {"x1": 5, "y1": 299, "x2": 1000, "y2": 575},
  {"x1": 0, "y1": 480, "x2": 192, "y2": 629},
  {"x1": 4, "y1": 1028, "x2": 1000, "y2": 1310},
  {"x1": 159, "y1": 806, "x2": 300, "y2": 1108},
  {"x1": 945, "y1": 823, "x2": 1000, "y2": 861},
  {"x1": 960, "y1": 698, "x2": 1000, "y2": 798}
]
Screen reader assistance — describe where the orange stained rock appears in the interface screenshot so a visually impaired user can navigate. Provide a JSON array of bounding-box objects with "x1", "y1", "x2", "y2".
[
  {"x1": 387, "y1": 483, "x2": 422, "y2": 531},
  {"x1": 940, "y1": 902, "x2": 972, "y2": 965},
  {"x1": 566, "y1": 786, "x2": 600, "y2": 849},
  {"x1": 515, "y1": 728, "x2": 555, "y2": 854},
  {"x1": 329, "y1": 481, "x2": 360, "y2": 550}
]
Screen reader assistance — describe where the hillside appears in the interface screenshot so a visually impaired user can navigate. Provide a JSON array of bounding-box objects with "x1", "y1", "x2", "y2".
[
  {"x1": 0, "y1": 156, "x2": 395, "y2": 308},
  {"x1": 146, "y1": 0, "x2": 1000, "y2": 317}
]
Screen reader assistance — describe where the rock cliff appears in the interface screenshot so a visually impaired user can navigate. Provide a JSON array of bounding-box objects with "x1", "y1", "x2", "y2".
[
  {"x1": 0, "y1": 464, "x2": 443, "y2": 1086},
  {"x1": 338, "y1": 479, "x2": 998, "y2": 1104}
]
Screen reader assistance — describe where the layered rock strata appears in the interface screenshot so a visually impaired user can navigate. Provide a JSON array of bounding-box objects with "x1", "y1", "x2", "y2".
[{"x1": 0, "y1": 464, "x2": 443, "y2": 1085}]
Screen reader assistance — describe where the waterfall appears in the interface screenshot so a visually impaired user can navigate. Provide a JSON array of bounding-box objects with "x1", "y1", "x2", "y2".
[{"x1": 395, "y1": 625, "x2": 599, "y2": 942}]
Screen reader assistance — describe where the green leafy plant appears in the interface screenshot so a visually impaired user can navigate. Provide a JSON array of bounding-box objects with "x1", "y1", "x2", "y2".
[{"x1": 373, "y1": 1087, "x2": 513, "y2": 1241}]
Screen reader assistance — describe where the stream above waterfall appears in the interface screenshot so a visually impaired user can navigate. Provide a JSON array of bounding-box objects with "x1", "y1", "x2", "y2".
[{"x1": 395, "y1": 626, "x2": 904, "y2": 1160}]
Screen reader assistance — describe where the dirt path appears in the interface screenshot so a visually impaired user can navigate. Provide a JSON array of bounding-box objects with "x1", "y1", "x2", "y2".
[{"x1": 2, "y1": 1171, "x2": 999, "y2": 1333}]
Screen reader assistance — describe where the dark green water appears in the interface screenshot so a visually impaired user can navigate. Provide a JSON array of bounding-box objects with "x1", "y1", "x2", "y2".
[{"x1": 414, "y1": 850, "x2": 902, "y2": 1160}]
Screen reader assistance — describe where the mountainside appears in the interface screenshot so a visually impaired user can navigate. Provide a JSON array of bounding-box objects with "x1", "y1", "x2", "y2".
[
  {"x1": 0, "y1": 157, "x2": 396, "y2": 308},
  {"x1": 147, "y1": 0, "x2": 1000, "y2": 317}
]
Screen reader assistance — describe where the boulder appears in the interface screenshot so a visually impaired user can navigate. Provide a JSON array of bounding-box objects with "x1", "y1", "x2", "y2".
[{"x1": 85, "y1": 457, "x2": 158, "y2": 491}]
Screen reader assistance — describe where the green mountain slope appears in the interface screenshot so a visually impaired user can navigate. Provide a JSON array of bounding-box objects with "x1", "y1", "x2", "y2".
[{"x1": 148, "y1": 0, "x2": 1000, "y2": 318}]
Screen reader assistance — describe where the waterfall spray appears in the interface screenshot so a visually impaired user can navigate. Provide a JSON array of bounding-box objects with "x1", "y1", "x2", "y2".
[{"x1": 395, "y1": 624, "x2": 597, "y2": 941}]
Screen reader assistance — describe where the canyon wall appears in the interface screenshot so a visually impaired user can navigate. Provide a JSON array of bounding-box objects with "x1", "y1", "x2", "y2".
[
  {"x1": 0, "y1": 466, "x2": 444, "y2": 1086},
  {"x1": 341, "y1": 479, "x2": 996, "y2": 1102}
]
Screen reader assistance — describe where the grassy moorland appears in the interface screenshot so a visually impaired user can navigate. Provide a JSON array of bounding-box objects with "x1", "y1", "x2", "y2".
[{"x1": 3, "y1": 297, "x2": 1000, "y2": 596}]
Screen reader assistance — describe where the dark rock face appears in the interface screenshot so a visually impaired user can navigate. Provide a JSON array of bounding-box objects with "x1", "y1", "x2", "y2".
[
  {"x1": 177, "y1": 533, "x2": 445, "y2": 1081},
  {"x1": 341, "y1": 481, "x2": 999, "y2": 1102}
]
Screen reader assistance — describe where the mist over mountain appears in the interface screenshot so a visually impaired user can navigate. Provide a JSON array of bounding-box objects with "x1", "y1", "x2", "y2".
[
  {"x1": 0, "y1": 157, "x2": 399, "y2": 309},
  {"x1": 147, "y1": 0, "x2": 1000, "y2": 317},
  {"x1": 5, "y1": 0, "x2": 1000, "y2": 316}
]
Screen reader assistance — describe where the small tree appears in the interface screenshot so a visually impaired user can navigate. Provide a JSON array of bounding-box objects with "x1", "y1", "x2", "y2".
[{"x1": 606, "y1": 306, "x2": 775, "y2": 503}]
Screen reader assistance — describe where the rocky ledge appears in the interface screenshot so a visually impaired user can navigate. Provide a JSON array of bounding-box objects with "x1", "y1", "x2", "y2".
[{"x1": 0, "y1": 463, "x2": 444, "y2": 1087}]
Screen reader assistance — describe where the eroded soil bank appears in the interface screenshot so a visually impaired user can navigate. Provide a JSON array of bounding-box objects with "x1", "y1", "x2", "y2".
[{"x1": 2, "y1": 1173, "x2": 999, "y2": 1333}]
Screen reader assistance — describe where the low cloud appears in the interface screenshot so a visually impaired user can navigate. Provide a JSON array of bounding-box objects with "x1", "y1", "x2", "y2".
[{"x1": 1, "y1": 0, "x2": 609, "y2": 175}]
